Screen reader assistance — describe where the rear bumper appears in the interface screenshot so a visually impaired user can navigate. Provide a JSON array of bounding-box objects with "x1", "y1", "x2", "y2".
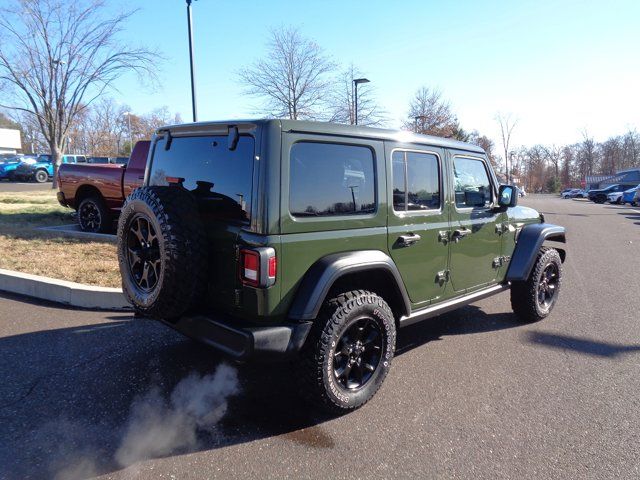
[{"x1": 160, "y1": 314, "x2": 313, "y2": 361}]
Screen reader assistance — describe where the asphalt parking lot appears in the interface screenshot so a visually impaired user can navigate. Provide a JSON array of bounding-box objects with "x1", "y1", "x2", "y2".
[
  {"x1": 0, "y1": 180, "x2": 53, "y2": 192},
  {"x1": 0, "y1": 195, "x2": 639, "y2": 479}
]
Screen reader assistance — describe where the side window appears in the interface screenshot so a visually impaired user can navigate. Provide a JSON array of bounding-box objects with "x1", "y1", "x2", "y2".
[
  {"x1": 289, "y1": 142, "x2": 376, "y2": 217},
  {"x1": 392, "y1": 150, "x2": 440, "y2": 212},
  {"x1": 453, "y1": 157, "x2": 492, "y2": 208}
]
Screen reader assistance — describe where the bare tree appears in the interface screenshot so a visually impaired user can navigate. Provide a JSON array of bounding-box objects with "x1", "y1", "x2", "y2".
[
  {"x1": 467, "y1": 130, "x2": 499, "y2": 170},
  {"x1": 328, "y1": 64, "x2": 384, "y2": 126},
  {"x1": 495, "y1": 113, "x2": 518, "y2": 184},
  {"x1": 403, "y1": 87, "x2": 459, "y2": 137},
  {"x1": 238, "y1": 27, "x2": 335, "y2": 120},
  {"x1": 579, "y1": 129, "x2": 598, "y2": 177},
  {"x1": 543, "y1": 145, "x2": 562, "y2": 178},
  {"x1": 0, "y1": 0, "x2": 156, "y2": 187}
]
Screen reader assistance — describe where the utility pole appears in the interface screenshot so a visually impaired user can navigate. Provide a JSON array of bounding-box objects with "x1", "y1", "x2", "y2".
[{"x1": 186, "y1": 0, "x2": 198, "y2": 122}]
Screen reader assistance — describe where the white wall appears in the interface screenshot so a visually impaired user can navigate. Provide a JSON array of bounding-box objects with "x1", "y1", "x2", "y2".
[{"x1": 0, "y1": 128, "x2": 21, "y2": 151}]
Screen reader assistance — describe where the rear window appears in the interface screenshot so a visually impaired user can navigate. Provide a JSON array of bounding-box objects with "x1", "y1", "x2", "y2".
[
  {"x1": 289, "y1": 142, "x2": 376, "y2": 217},
  {"x1": 150, "y1": 135, "x2": 254, "y2": 222}
]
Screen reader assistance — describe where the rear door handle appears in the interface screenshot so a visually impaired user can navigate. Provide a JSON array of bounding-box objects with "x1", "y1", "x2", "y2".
[
  {"x1": 452, "y1": 228, "x2": 471, "y2": 242},
  {"x1": 398, "y1": 233, "x2": 421, "y2": 247}
]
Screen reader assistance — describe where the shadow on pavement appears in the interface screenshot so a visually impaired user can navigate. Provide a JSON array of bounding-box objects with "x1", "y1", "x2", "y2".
[
  {"x1": 0, "y1": 303, "x2": 522, "y2": 479},
  {"x1": 525, "y1": 331, "x2": 640, "y2": 358}
]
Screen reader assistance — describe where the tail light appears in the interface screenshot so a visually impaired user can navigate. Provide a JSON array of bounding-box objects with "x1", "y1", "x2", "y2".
[{"x1": 239, "y1": 247, "x2": 276, "y2": 288}]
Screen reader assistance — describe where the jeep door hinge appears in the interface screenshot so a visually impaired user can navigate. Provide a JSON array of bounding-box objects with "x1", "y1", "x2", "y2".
[
  {"x1": 492, "y1": 256, "x2": 512, "y2": 268},
  {"x1": 438, "y1": 230, "x2": 450, "y2": 244},
  {"x1": 436, "y1": 269, "x2": 450, "y2": 285}
]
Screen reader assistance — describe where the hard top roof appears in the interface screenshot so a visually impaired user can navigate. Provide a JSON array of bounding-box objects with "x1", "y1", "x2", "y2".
[{"x1": 158, "y1": 119, "x2": 486, "y2": 154}]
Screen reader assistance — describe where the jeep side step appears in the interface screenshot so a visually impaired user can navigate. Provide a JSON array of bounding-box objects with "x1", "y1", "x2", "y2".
[{"x1": 399, "y1": 284, "x2": 509, "y2": 327}]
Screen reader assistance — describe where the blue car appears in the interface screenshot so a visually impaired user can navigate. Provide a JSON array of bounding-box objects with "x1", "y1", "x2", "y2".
[
  {"x1": 0, "y1": 155, "x2": 36, "y2": 181},
  {"x1": 13, "y1": 154, "x2": 54, "y2": 182},
  {"x1": 622, "y1": 185, "x2": 640, "y2": 205}
]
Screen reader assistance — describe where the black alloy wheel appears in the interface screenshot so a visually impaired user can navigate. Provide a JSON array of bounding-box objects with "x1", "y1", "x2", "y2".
[
  {"x1": 126, "y1": 214, "x2": 161, "y2": 292},
  {"x1": 332, "y1": 317, "x2": 383, "y2": 390},
  {"x1": 536, "y1": 263, "x2": 559, "y2": 311},
  {"x1": 79, "y1": 199, "x2": 102, "y2": 232}
]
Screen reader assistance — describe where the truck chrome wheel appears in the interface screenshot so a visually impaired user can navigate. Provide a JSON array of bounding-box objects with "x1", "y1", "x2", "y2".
[
  {"x1": 126, "y1": 214, "x2": 161, "y2": 292},
  {"x1": 333, "y1": 317, "x2": 383, "y2": 390},
  {"x1": 537, "y1": 263, "x2": 559, "y2": 310},
  {"x1": 79, "y1": 201, "x2": 102, "y2": 231}
]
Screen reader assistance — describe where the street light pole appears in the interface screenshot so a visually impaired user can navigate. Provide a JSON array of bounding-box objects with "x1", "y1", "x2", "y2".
[
  {"x1": 124, "y1": 112, "x2": 132, "y2": 153},
  {"x1": 186, "y1": 0, "x2": 198, "y2": 122},
  {"x1": 353, "y1": 78, "x2": 370, "y2": 125},
  {"x1": 414, "y1": 115, "x2": 426, "y2": 133},
  {"x1": 508, "y1": 151, "x2": 515, "y2": 185}
]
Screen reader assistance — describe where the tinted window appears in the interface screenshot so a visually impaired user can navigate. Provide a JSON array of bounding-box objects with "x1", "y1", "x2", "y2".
[
  {"x1": 453, "y1": 157, "x2": 492, "y2": 208},
  {"x1": 392, "y1": 151, "x2": 440, "y2": 211},
  {"x1": 150, "y1": 135, "x2": 254, "y2": 222},
  {"x1": 289, "y1": 142, "x2": 375, "y2": 217}
]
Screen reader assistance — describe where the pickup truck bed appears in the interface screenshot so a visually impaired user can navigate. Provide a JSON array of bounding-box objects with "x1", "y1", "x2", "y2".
[{"x1": 57, "y1": 141, "x2": 150, "y2": 231}]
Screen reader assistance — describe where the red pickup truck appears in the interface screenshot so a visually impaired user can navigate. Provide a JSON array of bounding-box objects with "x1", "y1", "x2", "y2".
[{"x1": 57, "y1": 141, "x2": 150, "y2": 232}]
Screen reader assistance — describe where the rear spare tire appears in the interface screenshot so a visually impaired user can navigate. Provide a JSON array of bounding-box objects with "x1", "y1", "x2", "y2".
[{"x1": 117, "y1": 186, "x2": 207, "y2": 319}]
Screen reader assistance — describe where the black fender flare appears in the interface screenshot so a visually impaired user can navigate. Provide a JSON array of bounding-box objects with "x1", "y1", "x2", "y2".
[
  {"x1": 506, "y1": 223, "x2": 566, "y2": 282},
  {"x1": 288, "y1": 250, "x2": 411, "y2": 321}
]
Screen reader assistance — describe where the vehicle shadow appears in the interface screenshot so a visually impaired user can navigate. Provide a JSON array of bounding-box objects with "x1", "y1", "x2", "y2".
[
  {"x1": 525, "y1": 331, "x2": 640, "y2": 358},
  {"x1": 0, "y1": 304, "x2": 522, "y2": 479}
]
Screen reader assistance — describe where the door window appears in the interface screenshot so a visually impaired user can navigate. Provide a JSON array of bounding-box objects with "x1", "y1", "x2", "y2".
[
  {"x1": 392, "y1": 150, "x2": 440, "y2": 212},
  {"x1": 453, "y1": 157, "x2": 492, "y2": 208}
]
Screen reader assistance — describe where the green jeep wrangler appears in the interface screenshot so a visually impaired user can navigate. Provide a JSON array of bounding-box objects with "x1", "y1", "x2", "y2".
[{"x1": 117, "y1": 120, "x2": 566, "y2": 412}]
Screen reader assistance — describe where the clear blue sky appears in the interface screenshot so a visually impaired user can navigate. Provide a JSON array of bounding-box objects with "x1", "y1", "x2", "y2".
[{"x1": 109, "y1": 0, "x2": 640, "y2": 150}]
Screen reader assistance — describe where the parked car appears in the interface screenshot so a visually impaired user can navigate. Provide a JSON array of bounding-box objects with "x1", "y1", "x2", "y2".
[
  {"x1": 588, "y1": 184, "x2": 627, "y2": 203},
  {"x1": 0, "y1": 155, "x2": 28, "y2": 181},
  {"x1": 517, "y1": 186, "x2": 526, "y2": 197},
  {"x1": 13, "y1": 154, "x2": 56, "y2": 182},
  {"x1": 561, "y1": 188, "x2": 580, "y2": 198},
  {"x1": 606, "y1": 191, "x2": 624, "y2": 204},
  {"x1": 87, "y1": 156, "x2": 110, "y2": 164},
  {"x1": 115, "y1": 119, "x2": 567, "y2": 412},
  {"x1": 62, "y1": 154, "x2": 88, "y2": 164},
  {"x1": 622, "y1": 185, "x2": 640, "y2": 206},
  {"x1": 57, "y1": 141, "x2": 150, "y2": 232},
  {"x1": 634, "y1": 188, "x2": 640, "y2": 206}
]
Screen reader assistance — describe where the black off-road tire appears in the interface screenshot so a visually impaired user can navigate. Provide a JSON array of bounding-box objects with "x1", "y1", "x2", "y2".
[
  {"x1": 117, "y1": 186, "x2": 207, "y2": 320},
  {"x1": 510, "y1": 247, "x2": 562, "y2": 323},
  {"x1": 77, "y1": 195, "x2": 111, "y2": 233},
  {"x1": 297, "y1": 290, "x2": 396, "y2": 414}
]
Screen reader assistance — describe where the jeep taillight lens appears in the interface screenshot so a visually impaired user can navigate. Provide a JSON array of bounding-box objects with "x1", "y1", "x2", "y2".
[
  {"x1": 268, "y1": 256, "x2": 277, "y2": 278},
  {"x1": 240, "y1": 248, "x2": 276, "y2": 288},
  {"x1": 241, "y1": 250, "x2": 260, "y2": 287}
]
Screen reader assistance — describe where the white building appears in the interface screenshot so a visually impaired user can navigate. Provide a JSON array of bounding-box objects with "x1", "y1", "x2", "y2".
[{"x1": 0, "y1": 128, "x2": 21, "y2": 154}]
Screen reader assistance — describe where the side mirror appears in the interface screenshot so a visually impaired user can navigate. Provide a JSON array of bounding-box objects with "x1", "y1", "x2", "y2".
[{"x1": 498, "y1": 184, "x2": 518, "y2": 209}]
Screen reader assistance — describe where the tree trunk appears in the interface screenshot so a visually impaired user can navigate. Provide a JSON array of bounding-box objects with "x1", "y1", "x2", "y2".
[{"x1": 50, "y1": 141, "x2": 62, "y2": 189}]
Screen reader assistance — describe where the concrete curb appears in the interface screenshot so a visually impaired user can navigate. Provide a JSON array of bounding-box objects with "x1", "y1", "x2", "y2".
[
  {"x1": 37, "y1": 224, "x2": 117, "y2": 243},
  {"x1": 0, "y1": 268, "x2": 130, "y2": 311}
]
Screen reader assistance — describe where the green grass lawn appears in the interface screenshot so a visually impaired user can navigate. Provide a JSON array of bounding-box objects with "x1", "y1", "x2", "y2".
[{"x1": 0, "y1": 191, "x2": 121, "y2": 287}]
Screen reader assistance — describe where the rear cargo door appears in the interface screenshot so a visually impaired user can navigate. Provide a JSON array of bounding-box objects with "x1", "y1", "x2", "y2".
[{"x1": 148, "y1": 132, "x2": 258, "y2": 312}]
